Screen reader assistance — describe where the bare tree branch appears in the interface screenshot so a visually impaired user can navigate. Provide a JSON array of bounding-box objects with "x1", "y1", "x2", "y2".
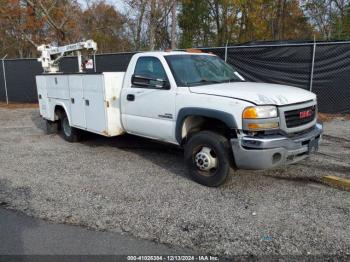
[{"x1": 21, "y1": 30, "x2": 39, "y2": 48}]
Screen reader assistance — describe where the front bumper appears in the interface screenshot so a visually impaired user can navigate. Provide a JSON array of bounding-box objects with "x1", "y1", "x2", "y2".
[{"x1": 231, "y1": 123, "x2": 323, "y2": 170}]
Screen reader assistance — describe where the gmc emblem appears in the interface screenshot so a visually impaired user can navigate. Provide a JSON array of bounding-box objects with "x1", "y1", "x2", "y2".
[{"x1": 299, "y1": 110, "x2": 313, "y2": 119}]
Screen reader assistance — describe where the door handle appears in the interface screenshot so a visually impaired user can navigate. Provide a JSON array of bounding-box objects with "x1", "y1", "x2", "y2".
[
  {"x1": 127, "y1": 94, "x2": 135, "y2": 101},
  {"x1": 85, "y1": 99, "x2": 89, "y2": 106},
  {"x1": 71, "y1": 98, "x2": 75, "y2": 104}
]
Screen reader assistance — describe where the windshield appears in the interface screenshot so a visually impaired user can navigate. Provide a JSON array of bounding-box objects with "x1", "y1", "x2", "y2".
[{"x1": 165, "y1": 54, "x2": 244, "y2": 87}]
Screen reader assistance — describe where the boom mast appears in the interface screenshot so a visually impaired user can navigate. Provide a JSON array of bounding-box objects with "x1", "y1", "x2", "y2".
[{"x1": 37, "y1": 40, "x2": 97, "y2": 73}]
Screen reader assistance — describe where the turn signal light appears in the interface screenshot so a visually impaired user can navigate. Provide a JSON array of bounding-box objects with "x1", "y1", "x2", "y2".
[
  {"x1": 247, "y1": 122, "x2": 279, "y2": 130},
  {"x1": 243, "y1": 106, "x2": 278, "y2": 119},
  {"x1": 243, "y1": 107, "x2": 258, "y2": 119}
]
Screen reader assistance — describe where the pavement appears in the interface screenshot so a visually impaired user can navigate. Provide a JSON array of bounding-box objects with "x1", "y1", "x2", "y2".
[
  {"x1": 0, "y1": 107, "x2": 349, "y2": 257},
  {"x1": 0, "y1": 207, "x2": 195, "y2": 256}
]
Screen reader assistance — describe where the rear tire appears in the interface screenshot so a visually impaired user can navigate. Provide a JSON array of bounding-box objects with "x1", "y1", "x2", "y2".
[
  {"x1": 184, "y1": 131, "x2": 232, "y2": 187},
  {"x1": 59, "y1": 112, "x2": 80, "y2": 142}
]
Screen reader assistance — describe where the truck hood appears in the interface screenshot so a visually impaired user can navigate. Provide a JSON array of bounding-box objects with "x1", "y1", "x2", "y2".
[{"x1": 189, "y1": 82, "x2": 316, "y2": 106}]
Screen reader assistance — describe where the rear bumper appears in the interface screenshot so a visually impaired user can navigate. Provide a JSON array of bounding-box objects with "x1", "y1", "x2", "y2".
[{"x1": 231, "y1": 123, "x2": 323, "y2": 170}]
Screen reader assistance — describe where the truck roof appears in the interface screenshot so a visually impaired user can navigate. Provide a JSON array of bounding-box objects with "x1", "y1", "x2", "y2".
[{"x1": 140, "y1": 51, "x2": 214, "y2": 56}]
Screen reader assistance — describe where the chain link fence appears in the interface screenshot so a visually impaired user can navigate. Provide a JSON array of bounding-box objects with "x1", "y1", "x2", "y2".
[
  {"x1": 0, "y1": 42, "x2": 349, "y2": 113},
  {"x1": 202, "y1": 41, "x2": 350, "y2": 114}
]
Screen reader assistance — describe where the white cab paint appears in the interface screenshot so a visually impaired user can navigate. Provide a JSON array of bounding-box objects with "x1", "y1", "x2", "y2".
[
  {"x1": 121, "y1": 53, "x2": 178, "y2": 143},
  {"x1": 189, "y1": 82, "x2": 316, "y2": 106},
  {"x1": 47, "y1": 75, "x2": 70, "y2": 100},
  {"x1": 69, "y1": 75, "x2": 85, "y2": 128},
  {"x1": 175, "y1": 89, "x2": 253, "y2": 131},
  {"x1": 36, "y1": 76, "x2": 49, "y2": 118},
  {"x1": 36, "y1": 51, "x2": 318, "y2": 145},
  {"x1": 83, "y1": 75, "x2": 106, "y2": 133},
  {"x1": 103, "y1": 72, "x2": 125, "y2": 136},
  {"x1": 36, "y1": 72, "x2": 124, "y2": 137}
]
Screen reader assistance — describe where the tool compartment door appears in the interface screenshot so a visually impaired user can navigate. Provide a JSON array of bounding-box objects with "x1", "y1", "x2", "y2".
[
  {"x1": 82, "y1": 74, "x2": 107, "y2": 134},
  {"x1": 36, "y1": 75, "x2": 50, "y2": 119},
  {"x1": 68, "y1": 75, "x2": 86, "y2": 129},
  {"x1": 47, "y1": 75, "x2": 69, "y2": 99},
  {"x1": 103, "y1": 72, "x2": 125, "y2": 136}
]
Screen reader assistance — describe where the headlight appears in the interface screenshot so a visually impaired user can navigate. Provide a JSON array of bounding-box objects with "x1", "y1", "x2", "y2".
[
  {"x1": 243, "y1": 106, "x2": 278, "y2": 119},
  {"x1": 243, "y1": 106, "x2": 279, "y2": 131}
]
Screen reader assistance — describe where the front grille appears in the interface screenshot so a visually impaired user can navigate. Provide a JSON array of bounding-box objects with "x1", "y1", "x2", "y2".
[
  {"x1": 286, "y1": 126, "x2": 315, "y2": 138},
  {"x1": 284, "y1": 105, "x2": 316, "y2": 128}
]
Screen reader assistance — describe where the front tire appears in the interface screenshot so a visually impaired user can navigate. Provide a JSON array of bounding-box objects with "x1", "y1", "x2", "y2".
[
  {"x1": 59, "y1": 112, "x2": 80, "y2": 142},
  {"x1": 184, "y1": 131, "x2": 232, "y2": 187}
]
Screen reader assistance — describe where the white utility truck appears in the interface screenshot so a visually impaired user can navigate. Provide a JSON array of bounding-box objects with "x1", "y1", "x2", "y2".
[{"x1": 36, "y1": 40, "x2": 323, "y2": 187}]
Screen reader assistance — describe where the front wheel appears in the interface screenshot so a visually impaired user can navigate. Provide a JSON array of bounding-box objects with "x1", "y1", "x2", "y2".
[
  {"x1": 59, "y1": 112, "x2": 80, "y2": 142},
  {"x1": 184, "y1": 131, "x2": 232, "y2": 187}
]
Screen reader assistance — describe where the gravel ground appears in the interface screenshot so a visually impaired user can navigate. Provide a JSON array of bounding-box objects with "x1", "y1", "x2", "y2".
[{"x1": 0, "y1": 108, "x2": 349, "y2": 257}]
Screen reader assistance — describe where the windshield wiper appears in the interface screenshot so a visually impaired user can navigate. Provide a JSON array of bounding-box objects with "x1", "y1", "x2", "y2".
[{"x1": 187, "y1": 79, "x2": 221, "y2": 86}]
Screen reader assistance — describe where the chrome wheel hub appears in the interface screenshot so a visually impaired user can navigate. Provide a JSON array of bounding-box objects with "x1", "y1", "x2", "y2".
[{"x1": 195, "y1": 147, "x2": 217, "y2": 171}]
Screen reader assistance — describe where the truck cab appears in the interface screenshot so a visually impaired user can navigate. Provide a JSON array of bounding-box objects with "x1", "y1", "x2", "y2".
[{"x1": 36, "y1": 48, "x2": 323, "y2": 187}]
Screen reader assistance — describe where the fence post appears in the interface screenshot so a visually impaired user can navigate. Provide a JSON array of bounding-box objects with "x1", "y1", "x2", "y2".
[
  {"x1": 309, "y1": 36, "x2": 316, "y2": 92},
  {"x1": 1, "y1": 55, "x2": 8, "y2": 104},
  {"x1": 93, "y1": 51, "x2": 97, "y2": 73},
  {"x1": 224, "y1": 41, "x2": 228, "y2": 62}
]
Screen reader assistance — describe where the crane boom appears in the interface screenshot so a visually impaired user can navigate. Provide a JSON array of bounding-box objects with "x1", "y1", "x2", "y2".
[{"x1": 37, "y1": 40, "x2": 97, "y2": 73}]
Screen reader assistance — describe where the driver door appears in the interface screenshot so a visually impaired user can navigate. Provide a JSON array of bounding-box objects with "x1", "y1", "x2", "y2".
[{"x1": 122, "y1": 56, "x2": 176, "y2": 142}]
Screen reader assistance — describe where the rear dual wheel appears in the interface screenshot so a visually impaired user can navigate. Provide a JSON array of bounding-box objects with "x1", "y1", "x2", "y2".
[
  {"x1": 45, "y1": 120, "x2": 58, "y2": 134},
  {"x1": 59, "y1": 112, "x2": 80, "y2": 142},
  {"x1": 184, "y1": 131, "x2": 232, "y2": 187}
]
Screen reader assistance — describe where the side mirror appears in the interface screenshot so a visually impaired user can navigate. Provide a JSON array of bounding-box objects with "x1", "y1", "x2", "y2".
[{"x1": 131, "y1": 74, "x2": 170, "y2": 89}]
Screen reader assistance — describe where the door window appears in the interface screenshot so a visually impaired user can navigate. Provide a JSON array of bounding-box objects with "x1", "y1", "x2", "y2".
[{"x1": 133, "y1": 57, "x2": 169, "y2": 89}]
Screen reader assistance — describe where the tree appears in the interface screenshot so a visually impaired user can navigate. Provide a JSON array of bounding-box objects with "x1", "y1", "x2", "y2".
[
  {"x1": 301, "y1": 0, "x2": 350, "y2": 40},
  {"x1": 178, "y1": 0, "x2": 213, "y2": 47},
  {"x1": 0, "y1": 0, "x2": 82, "y2": 58},
  {"x1": 23, "y1": 0, "x2": 82, "y2": 44},
  {"x1": 124, "y1": 0, "x2": 177, "y2": 50},
  {"x1": 301, "y1": 0, "x2": 335, "y2": 39},
  {"x1": 0, "y1": 0, "x2": 46, "y2": 57},
  {"x1": 81, "y1": 0, "x2": 132, "y2": 53},
  {"x1": 178, "y1": 0, "x2": 315, "y2": 48},
  {"x1": 236, "y1": 0, "x2": 314, "y2": 42},
  {"x1": 171, "y1": 0, "x2": 177, "y2": 49},
  {"x1": 3, "y1": 0, "x2": 350, "y2": 58},
  {"x1": 124, "y1": 0, "x2": 148, "y2": 50},
  {"x1": 330, "y1": 0, "x2": 350, "y2": 39}
]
